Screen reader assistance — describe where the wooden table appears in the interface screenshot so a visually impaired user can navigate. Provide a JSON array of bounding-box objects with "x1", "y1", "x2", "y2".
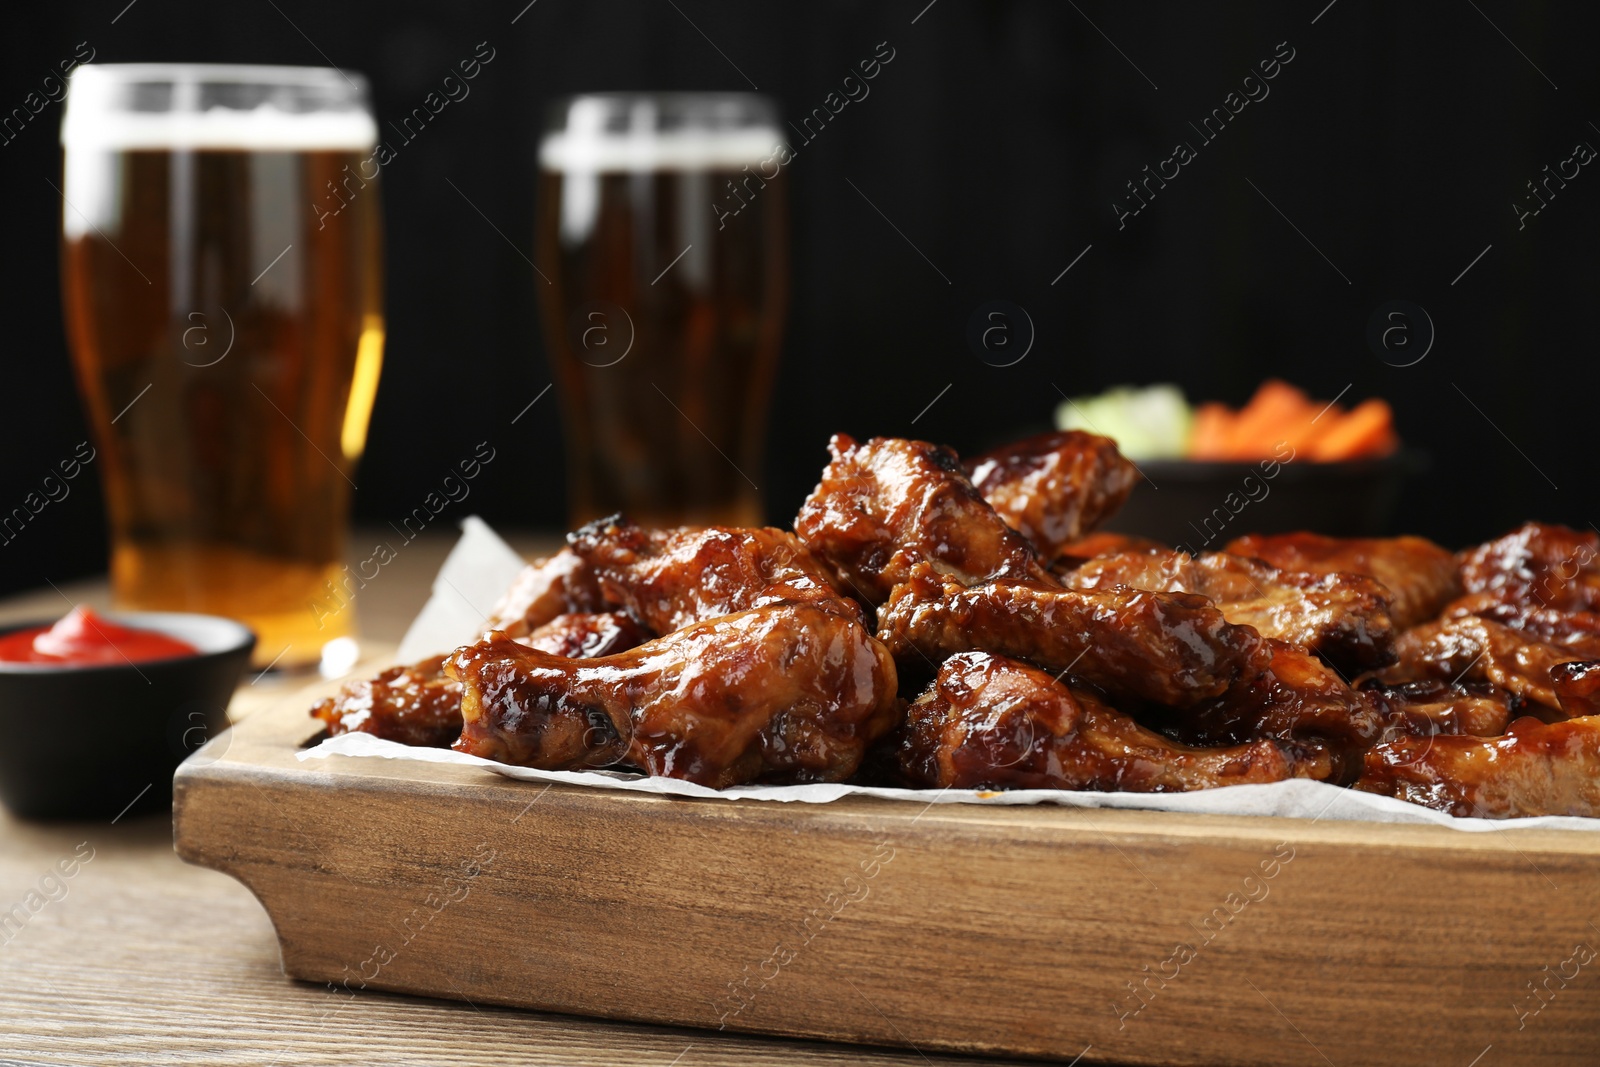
[{"x1": 0, "y1": 529, "x2": 1017, "y2": 1066}]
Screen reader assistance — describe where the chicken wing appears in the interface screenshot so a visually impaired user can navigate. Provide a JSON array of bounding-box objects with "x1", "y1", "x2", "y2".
[
  {"x1": 1457, "y1": 521, "x2": 1600, "y2": 612},
  {"x1": 895, "y1": 652, "x2": 1299, "y2": 791},
  {"x1": 1056, "y1": 531, "x2": 1169, "y2": 562},
  {"x1": 567, "y1": 517, "x2": 859, "y2": 632},
  {"x1": 1428, "y1": 525, "x2": 1600, "y2": 669},
  {"x1": 311, "y1": 654, "x2": 464, "y2": 748},
  {"x1": 1225, "y1": 532, "x2": 1458, "y2": 628},
  {"x1": 312, "y1": 612, "x2": 647, "y2": 747},
  {"x1": 449, "y1": 603, "x2": 901, "y2": 788},
  {"x1": 965, "y1": 431, "x2": 1138, "y2": 561},
  {"x1": 1551, "y1": 661, "x2": 1600, "y2": 718},
  {"x1": 794, "y1": 434, "x2": 1050, "y2": 605},
  {"x1": 1368, "y1": 615, "x2": 1587, "y2": 717},
  {"x1": 1355, "y1": 715, "x2": 1600, "y2": 818},
  {"x1": 1162, "y1": 641, "x2": 1382, "y2": 778},
  {"x1": 485, "y1": 548, "x2": 606, "y2": 637},
  {"x1": 1441, "y1": 592, "x2": 1600, "y2": 657},
  {"x1": 877, "y1": 562, "x2": 1268, "y2": 708},
  {"x1": 1358, "y1": 679, "x2": 1518, "y2": 739},
  {"x1": 1061, "y1": 549, "x2": 1396, "y2": 673},
  {"x1": 521, "y1": 611, "x2": 651, "y2": 660}
]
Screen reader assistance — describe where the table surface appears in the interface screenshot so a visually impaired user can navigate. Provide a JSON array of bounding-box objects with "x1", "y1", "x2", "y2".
[{"x1": 0, "y1": 528, "x2": 1019, "y2": 1066}]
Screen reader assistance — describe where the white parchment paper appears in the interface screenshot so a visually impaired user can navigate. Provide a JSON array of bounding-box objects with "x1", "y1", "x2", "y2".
[
  {"x1": 300, "y1": 517, "x2": 1600, "y2": 833},
  {"x1": 393, "y1": 515, "x2": 529, "y2": 664}
]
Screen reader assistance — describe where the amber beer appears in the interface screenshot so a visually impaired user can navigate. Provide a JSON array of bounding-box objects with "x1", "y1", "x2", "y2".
[
  {"x1": 536, "y1": 94, "x2": 787, "y2": 528},
  {"x1": 59, "y1": 66, "x2": 383, "y2": 668}
]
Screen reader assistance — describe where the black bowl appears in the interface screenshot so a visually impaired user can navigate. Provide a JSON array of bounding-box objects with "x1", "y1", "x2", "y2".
[
  {"x1": 1103, "y1": 450, "x2": 1424, "y2": 552},
  {"x1": 0, "y1": 612, "x2": 255, "y2": 820}
]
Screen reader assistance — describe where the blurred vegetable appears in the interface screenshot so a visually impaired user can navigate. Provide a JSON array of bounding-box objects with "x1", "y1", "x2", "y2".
[
  {"x1": 1054, "y1": 380, "x2": 1400, "y2": 462},
  {"x1": 1307, "y1": 396, "x2": 1398, "y2": 461},
  {"x1": 1054, "y1": 384, "x2": 1193, "y2": 460},
  {"x1": 1187, "y1": 402, "x2": 1233, "y2": 458}
]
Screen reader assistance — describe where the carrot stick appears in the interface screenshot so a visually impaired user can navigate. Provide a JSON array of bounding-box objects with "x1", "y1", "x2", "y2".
[
  {"x1": 1220, "y1": 380, "x2": 1316, "y2": 459},
  {"x1": 1309, "y1": 398, "x2": 1398, "y2": 460},
  {"x1": 1188, "y1": 403, "x2": 1236, "y2": 460}
]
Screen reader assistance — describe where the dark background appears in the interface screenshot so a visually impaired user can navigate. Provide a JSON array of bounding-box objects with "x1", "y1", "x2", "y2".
[{"x1": 3, "y1": 0, "x2": 1596, "y2": 596}]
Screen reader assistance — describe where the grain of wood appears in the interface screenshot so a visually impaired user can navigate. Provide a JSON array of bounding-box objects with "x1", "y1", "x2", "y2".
[
  {"x1": 0, "y1": 702, "x2": 1007, "y2": 1066},
  {"x1": 172, "y1": 673, "x2": 1600, "y2": 1066}
]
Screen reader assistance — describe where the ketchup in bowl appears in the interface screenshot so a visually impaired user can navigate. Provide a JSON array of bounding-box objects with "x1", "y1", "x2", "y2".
[{"x1": 0, "y1": 606, "x2": 198, "y2": 666}]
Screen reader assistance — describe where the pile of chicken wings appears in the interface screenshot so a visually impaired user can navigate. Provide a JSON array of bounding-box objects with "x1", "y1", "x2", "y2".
[{"x1": 313, "y1": 431, "x2": 1600, "y2": 819}]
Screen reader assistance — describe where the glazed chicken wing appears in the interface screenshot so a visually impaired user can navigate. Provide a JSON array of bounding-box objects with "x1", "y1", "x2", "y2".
[
  {"x1": 1056, "y1": 531, "x2": 1169, "y2": 562},
  {"x1": 1370, "y1": 615, "x2": 1588, "y2": 717},
  {"x1": 1441, "y1": 593, "x2": 1600, "y2": 657},
  {"x1": 794, "y1": 434, "x2": 1050, "y2": 605},
  {"x1": 1163, "y1": 641, "x2": 1380, "y2": 781},
  {"x1": 1457, "y1": 521, "x2": 1600, "y2": 612},
  {"x1": 1551, "y1": 661, "x2": 1600, "y2": 718},
  {"x1": 312, "y1": 655, "x2": 464, "y2": 748},
  {"x1": 485, "y1": 548, "x2": 606, "y2": 637},
  {"x1": 1061, "y1": 549, "x2": 1396, "y2": 673},
  {"x1": 965, "y1": 431, "x2": 1138, "y2": 561},
  {"x1": 1225, "y1": 532, "x2": 1458, "y2": 629},
  {"x1": 877, "y1": 562, "x2": 1268, "y2": 708},
  {"x1": 312, "y1": 612, "x2": 647, "y2": 747},
  {"x1": 1358, "y1": 679, "x2": 1519, "y2": 740},
  {"x1": 1355, "y1": 715, "x2": 1600, "y2": 818},
  {"x1": 521, "y1": 611, "x2": 651, "y2": 660},
  {"x1": 567, "y1": 517, "x2": 859, "y2": 632},
  {"x1": 896, "y1": 652, "x2": 1299, "y2": 791},
  {"x1": 449, "y1": 603, "x2": 901, "y2": 788}
]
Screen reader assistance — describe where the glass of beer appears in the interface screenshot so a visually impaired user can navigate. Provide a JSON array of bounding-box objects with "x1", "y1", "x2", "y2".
[
  {"x1": 59, "y1": 65, "x2": 384, "y2": 670},
  {"x1": 536, "y1": 93, "x2": 787, "y2": 528}
]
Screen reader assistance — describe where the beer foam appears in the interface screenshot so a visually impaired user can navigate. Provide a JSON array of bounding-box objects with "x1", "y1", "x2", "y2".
[
  {"x1": 61, "y1": 105, "x2": 378, "y2": 151},
  {"x1": 540, "y1": 128, "x2": 780, "y2": 171}
]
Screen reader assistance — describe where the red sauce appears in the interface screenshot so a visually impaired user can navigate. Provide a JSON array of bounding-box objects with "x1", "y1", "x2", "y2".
[{"x1": 0, "y1": 606, "x2": 198, "y2": 666}]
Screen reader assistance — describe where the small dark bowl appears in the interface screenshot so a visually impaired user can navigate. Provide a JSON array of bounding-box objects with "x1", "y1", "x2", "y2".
[
  {"x1": 0, "y1": 612, "x2": 255, "y2": 820},
  {"x1": 1104, "y1": 450, "x2": 1425, "y2": 552}
]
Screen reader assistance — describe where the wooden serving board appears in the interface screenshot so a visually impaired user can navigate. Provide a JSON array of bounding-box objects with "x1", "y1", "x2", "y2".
[{"x1": 175, "y1": 682, "x2": 1600, "y2": 1066}]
